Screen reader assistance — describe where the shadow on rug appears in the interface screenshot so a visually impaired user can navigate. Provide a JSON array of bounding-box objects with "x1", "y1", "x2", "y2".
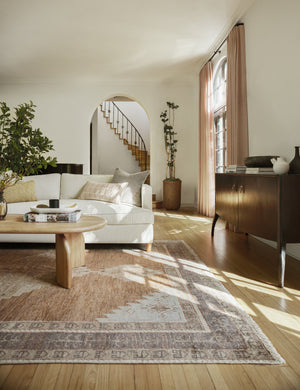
[{"x1": 0, "y1": 240, "x2": 284, "y2": 364}]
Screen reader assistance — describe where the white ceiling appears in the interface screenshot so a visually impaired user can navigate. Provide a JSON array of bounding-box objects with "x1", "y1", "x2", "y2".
[{"x1": 0, "y1": 0, "x2": 255, "y2": 83}]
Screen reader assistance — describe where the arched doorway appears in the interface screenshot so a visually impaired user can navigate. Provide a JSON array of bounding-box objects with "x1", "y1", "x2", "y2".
[{"x1": 90, "y1": 95, "x2": 150, "y2": 176}]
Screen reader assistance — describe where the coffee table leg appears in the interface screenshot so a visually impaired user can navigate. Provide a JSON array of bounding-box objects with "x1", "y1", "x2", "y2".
[{"x1": 56, "y1": 233, "x2": 85, "y2": 288}]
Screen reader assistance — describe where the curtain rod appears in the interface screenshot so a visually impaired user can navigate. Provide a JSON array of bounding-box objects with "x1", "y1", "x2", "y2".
[{"x1": 205, "y1": 22, "x2": 244, "y2": 65}]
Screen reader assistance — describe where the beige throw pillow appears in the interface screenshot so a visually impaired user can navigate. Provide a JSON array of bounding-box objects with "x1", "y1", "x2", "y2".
[
  {"x1": 4, "y1": 180, "x2": 38, "y2": 203},
  {"x1": 79, "y1": 181, "x2": 128, "y2": 204}
]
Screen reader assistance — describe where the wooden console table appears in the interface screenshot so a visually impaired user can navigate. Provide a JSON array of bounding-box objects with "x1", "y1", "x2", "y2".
[
  {"x1": 211, "y1": 173, "x2": 300, "y2": 287},
  {"x1": 0, "y1": 215, "x2": 106, "y2": 289}
]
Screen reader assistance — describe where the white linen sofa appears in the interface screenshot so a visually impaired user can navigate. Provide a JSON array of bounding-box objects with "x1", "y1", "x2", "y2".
[{"x1": 1, "y1": 173, "x2": 154, "y2": 248}]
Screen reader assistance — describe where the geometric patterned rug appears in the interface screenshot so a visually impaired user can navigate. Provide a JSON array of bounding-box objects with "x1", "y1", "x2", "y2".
[{"x1": 0, "y1": 240, "x2": 284, "y2": 364}]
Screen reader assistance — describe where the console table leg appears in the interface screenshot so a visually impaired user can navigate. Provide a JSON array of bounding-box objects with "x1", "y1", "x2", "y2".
[
  {"x1": 211, "y1": 213, "x2": 219, "y2": 237},
  {"x1": 278, "y1": 241, "x2": 286, "y2": 288}
]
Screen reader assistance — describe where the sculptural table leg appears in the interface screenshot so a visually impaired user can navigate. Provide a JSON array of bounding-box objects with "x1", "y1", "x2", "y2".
[
  {"x1": 211, "y1": 213, "x2": 219, "y2": 237},
  {"x1": 56, "y1": 233, "x2": 85, "y2": 288}
]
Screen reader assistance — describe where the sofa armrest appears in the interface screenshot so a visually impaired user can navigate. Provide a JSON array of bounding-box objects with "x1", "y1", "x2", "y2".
[{"x1": 141, "y1": 184, "x2": 152, "y2": 210}]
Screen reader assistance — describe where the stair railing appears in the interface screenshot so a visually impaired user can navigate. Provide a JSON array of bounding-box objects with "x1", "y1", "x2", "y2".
[{"x1": 101, "y1": 101, "x2": 148, "y2": 171}]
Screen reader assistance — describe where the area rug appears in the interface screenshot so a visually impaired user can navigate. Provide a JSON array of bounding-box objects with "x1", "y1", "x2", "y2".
[{"x1": 0, "y1": 240, "x2": 284, "y2": 364}]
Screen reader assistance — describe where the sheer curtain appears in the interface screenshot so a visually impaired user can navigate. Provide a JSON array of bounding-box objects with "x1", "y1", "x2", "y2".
[
  {"x1": 227, "y1": 24, "x2": 249, "y2": 165},
  {"x1": 198, "y1": 62, "x2": 215, "y2": 217}
]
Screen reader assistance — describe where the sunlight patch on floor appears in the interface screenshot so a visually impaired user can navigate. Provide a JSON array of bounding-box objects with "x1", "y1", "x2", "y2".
[
  {"x1": 230, "y1": 279, "x2": 292, "y2": 300},
  {"x1": 285, "y1": 287, "x2": 300, "y2": 297},
  {"x1": 168, "y1": 229, "x2": 183, "y2": 234},
  {"x1": 148, "y1": 280, "x2": 198, "y2": 304},
  {"x1": 281, "y1": 328, "x2": 300, "y2": 339},
  {"x1": 254, "y1": 303, "x2": 300, "y2": 331},
  {"x1": 123, "y1": 249, "x2": 179, "y2": 268},
  {"x1": 234, "y1": 298, "x2": 257, "y2": 316},
  {"x1": 223, "y1": 271, "x2": 279, "y2": 290}
]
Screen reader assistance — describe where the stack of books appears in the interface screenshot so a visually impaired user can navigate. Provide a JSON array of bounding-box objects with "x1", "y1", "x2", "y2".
[
  {"x1": 23, "y1": 210, "x2": 82, "y2": 223},
  {"x1": 226, "y1": 165, "x2": 247, "y2": 173},
  {"x1": 245, "y1": 167, "x2": 274, "y2": 174}
]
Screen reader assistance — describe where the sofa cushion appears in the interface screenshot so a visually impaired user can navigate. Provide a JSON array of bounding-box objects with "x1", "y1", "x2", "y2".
[
  {"x1": 111, "y1": 168, "x2": 150, "y2": 207},
  {"x1": 65, "y1": 199, "x2": 154, "y2": 225},
  {"x1": 4, "y1": 181, "x2": 37, "y2": 203},
  {"x1": 79, "y1": 181, "x2": 128, "y2": 204},
  {"x1": 22, "y1": 174, "x2": 61, "y2": 200},
  {"x1": 61, "y1": 174, "x2": 114, "y2": 199},
  {"x1": 7, "y1": 199, "x2": 154, "y2": 225}
]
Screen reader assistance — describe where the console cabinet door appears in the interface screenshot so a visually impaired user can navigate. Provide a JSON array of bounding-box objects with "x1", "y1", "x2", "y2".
[
  {"x1": 215, "y1": 174, "x2": 238, "y2": 226},
  {"x1": 281, "y1": 174, "x2": 300, "y2": 242},
  {"x1": 238, "y1": 175, "x2": 278, "y2": 241}
]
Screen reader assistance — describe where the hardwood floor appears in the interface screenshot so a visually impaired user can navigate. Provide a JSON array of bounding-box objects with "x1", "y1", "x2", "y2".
[{"x1": 0, "y1": 208, "x2": 299, "y2": 389}]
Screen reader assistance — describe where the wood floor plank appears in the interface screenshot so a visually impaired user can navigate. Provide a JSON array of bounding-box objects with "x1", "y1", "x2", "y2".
[
  {"x1": 183, "y1": 364, "x2": 215, "y2": 390},
  {"x1": 279, "y1": 366, "x2": 300, "y2": 389},
  {"x1": 95, "y1": 365, "x2": 110, "y2": 390},
  {"x1": 67, "y1": 364, "x2": 86, "y2": 390},
  {"x1": 0, "y1": 365, "x2": 13, "y2": 388},
  {"x1": 206, "y1": 364, "x2": 229, "y2": 390},
  {"x1": 52, "y1": 364, "x2": 73, "y2": 390},
  {"x1": 81, "y1": 364, "x2": 98, "y2": 390},
  {"x1": 134, "y1": 364, "x2": 163, "y2": 390},
  {"x1": 244, "y1": 366, "x2": 300, "y2": 390},
  {"x1": 134, "y1": 364, "x2": 150, "y2": 390},
  {"x1": 169, "y1": 365, "x2": 189, "y2": 390},
  {"x1": 218, "y1": 365, "x2": 255, "y2": 390},
  {"x1": 108, "y1": 364, "x2": 135, "y2": 390},
  {"x1": 158, "y1": 364, "x2": 176, "y2": 390},
  {"x1": 28, "y1": 364, "x2": 61, "y2": 390},
  {"x1": 1, "y1": 364, "x2": 38, "y2": 390},
  {"x1": 144, "y1": 365, "x2": 162, "y2": 390}
]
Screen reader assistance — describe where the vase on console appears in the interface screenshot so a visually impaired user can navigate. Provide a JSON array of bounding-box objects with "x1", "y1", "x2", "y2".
[
  {"x1": 289, "y1": 146, "x2": 300, "y2": 174},
  {"x1": 0, "y1": 170, "x2": 22, "y2": 220},
  {"x1": 0, "y1": 191, "x2": 7, "y2": 220}
]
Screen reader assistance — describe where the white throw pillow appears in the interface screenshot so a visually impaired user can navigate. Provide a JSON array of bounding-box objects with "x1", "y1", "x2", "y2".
[
  {"x1": 79, "y1": 181, "x2": 128, "y2": 204},
  {"x1": 111, "y1": 168, "x2": 150, "y2": 207}
]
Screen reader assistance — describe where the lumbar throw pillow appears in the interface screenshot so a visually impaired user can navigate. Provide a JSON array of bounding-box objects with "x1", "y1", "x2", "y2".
[
  {"x1": 4, "y1": 180, "x2": 38, "y2": 203},
  {"x1": 111, "y1": 168, "x2": 150, "y2": 207},
  {"x1": 79, "y1": 181, "x2": 128, "y2": 204}
]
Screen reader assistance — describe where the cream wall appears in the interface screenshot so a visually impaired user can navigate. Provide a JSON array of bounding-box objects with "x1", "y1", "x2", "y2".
[
  {"x1": 242, "y1": 0, "x2": 300, "y2": 260},
  {"x1": 0, "y1": 81, "x2": 198, "y2": 206},
  {"x1": 242, "y1": 0, "x2": 300, "y2": 162}
]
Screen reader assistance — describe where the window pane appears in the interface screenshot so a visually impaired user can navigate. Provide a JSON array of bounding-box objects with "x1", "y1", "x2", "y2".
[
  {"x1": 216, "y1": 130, "x2": 224, "y2": 150},
  {"x1": 216, "y1": 150, "x2": 224, "y2": 167},
  {"x1": 213, "y1": 58, "x2": 227, "y2": 173}
]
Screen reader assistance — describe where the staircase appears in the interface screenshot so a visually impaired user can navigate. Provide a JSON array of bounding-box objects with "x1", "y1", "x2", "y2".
[{"x1": 100, "y1": 101, "x2": 150, "y2": 172}]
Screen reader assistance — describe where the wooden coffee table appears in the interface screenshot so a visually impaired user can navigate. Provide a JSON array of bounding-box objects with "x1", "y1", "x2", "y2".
[{"x1": 0, "y1": 215, "x2": 106, "y2": 289}]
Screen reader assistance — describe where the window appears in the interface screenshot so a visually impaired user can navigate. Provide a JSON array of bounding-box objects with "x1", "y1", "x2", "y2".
[{"x1": 213, "y1": 58, "x2": 227, "y2": 173}]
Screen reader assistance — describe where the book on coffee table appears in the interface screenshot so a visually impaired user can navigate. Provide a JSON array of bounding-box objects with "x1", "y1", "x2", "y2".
[{"x1": 23, "y1": 210, "x2": 82, "y2": 223}]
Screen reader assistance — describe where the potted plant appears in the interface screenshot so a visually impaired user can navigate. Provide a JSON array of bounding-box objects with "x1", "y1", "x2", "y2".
[
  {"x1": 0, "y1": 101, "x2": 57, "y2": 176},
  {"x1": 160, "y1": 101, "x2": 181, "y2": 210}
]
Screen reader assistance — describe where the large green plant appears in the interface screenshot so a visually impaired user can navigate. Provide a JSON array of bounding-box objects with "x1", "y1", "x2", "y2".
[
  {"x1": 160, "y1": 101, "x2": 179, "y2": 180},
  {"x1": 0, "y1": 101, "x2": 57, "y2": 175}
]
